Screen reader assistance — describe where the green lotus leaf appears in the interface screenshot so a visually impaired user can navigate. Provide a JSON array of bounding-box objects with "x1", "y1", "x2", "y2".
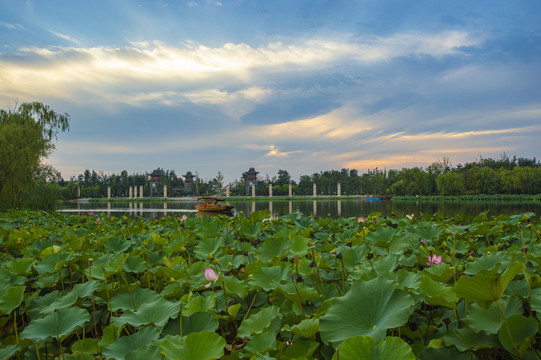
[
  {"x1": 123, "y1": 256, "x2": 147, "y2": 273},
  {"x1": 464, "y1": 252, "x2": 508, "y2": 275},
  {"x1": 21, "y1": 306, "x2": 90, "y2": 341},
  {"x1": 160, "y1": 330, "x2": 226, "y2": 360},
  {"x1": 249, "y1": 262, "x2": 292, "y2": 291},
  {"x1": 102, "y1": 327, "x2": 160, "y2": 360},
  {"x1": 104, "y1": 237, "x2": 132, "y2": 253},
  {"x1": 183, "y1": 292, "x2": 216, "y2": 316},
  {"x1": 414, "y1": 226, "x2": 442, "y2": 242},
  {"x1": 466, "y1": 296, "x2": 523, "y2": 334},
  {"x1": 289, "y1": 234, "x2": 310, "y2": 257},
  {"x1": 34, "y1": 252, "x2": 73, "y2": 274},
  {"x1": 4, "y1": 257, "x2": 34, "y2": 275},
  {"x1": 454, "y1": 261, "x2": 524, "y2": 308},
  {"x1": 257, "y1": 232, "x2": 290, "y2": 261},
  {"x1": 223, "y1": 275, "x2": 250, "y2": 298},
  {"x1": 364, "y1": 227, "x2": 398, "y2": 248},
  {"x1": 111, "y1": 296, "x2": 180, "y2": 329},
  {"x1": 395, "y1": 269, "x2": 421, "y2": 291},
  {"x1": 420, "y1": 276, "x2": 458, "y2": 308},
  {"x1": 70, "y1": 338, "x2": 98, "y2": 356},
  {"x1": 319, "y1": 277, "x2": 414, "y2": 345},
  {"x1": 281, "y1": 317, "x2": 319, "y2": 338},
  {"x1": 239, "y1": 221, "x2": 262, "y2": 239},
  {"x1": 162, "y1": 311, "x2": 219, "y2": 337},
  {"x1": 195, "y1": 217, "x2": 224, "y2": 238},
  {"x1": 125, "y1": 344, "x2": 163, "y2": 360},
  {"x1": 111, "y1": 288, "x2": 162, "y2": 312},
  {"x1": 498, "y1": 315, "x2": 538, "y2": 356},
  {"x1": 0, "y1": 285, "x2": 24, "y2": 314},
  {"x1": 244, "y1": 329, "x2": 277, "y2": 355},
  {"x1": 441, "y1": 325, "x2": 498, "y2": 351},
  {"x1": 238, "y1": 306, "x2": 281, "y2": 338},
  {"x1": 194, "y1": 236, "x2": 224, "y2": 259},
  {"x1": 332, "y1": 336, "x2": 416, "y2": 360},
  {"x1": 41, "y1": 279, "x2": 103, "y2": 314},
  {"x1": 0, "y1": 344, "x2": 20, "y2": 359},
  {"x1": 279, "y1": 337, "x2": 319, "y2": 360}
]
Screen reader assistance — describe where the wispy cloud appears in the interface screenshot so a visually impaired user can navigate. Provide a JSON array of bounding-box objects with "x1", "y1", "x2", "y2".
[
  {"x1": 0, "y1": 21, "x2": 23, "y2": 30},
  {"x1": 50, "y1": 31, "x2": 81, "y2": 45}
]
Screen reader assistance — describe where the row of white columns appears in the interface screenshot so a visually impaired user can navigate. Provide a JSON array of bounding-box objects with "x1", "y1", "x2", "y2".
[
  {"x1": 107, "y1": 185, "x2": 168, "y2": 198},
  {"x1": 247, "y1": 183, "x2": 342, "y2": 197}
]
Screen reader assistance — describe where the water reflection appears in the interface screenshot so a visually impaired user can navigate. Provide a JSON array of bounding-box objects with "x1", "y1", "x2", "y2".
[{"x1": 58, "y1": 198, "x2": 541, "y2": 219}]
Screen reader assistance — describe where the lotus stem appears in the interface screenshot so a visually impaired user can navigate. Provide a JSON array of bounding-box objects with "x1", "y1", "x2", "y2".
[
  {"x1": 243, "y1": 294, "x2": 257, "y2": 322},
  {"x1": 497, "y1": 299, "x2": 521, "y2": 357},
  {"x1": 520, "y1": 227, "x2": 528, "y2": 263},
  {"x1": 120, "y1": 270, "x2": 137, "y2": 311},
  {"x1": 179, "y1": 304, "x2": 183, "y2": 344},
  {"x1": 14, "y1": 311, "x2": 19, "y2": 344},
  {"x1": 144, "y1": 243, "x2": 151, "y2": 288},
  {"x1": 291, "y1": 274, "x2": 305, "y2": 317},
  {"x1": 102, "y1": 266, "x2": 114, "y2": 320},
  {"x1": 35, "y1": 341, "x2": 41, "y2": 360}
]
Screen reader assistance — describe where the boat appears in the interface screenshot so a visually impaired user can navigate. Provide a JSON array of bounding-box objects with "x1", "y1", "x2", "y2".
[{"x1": 195, "y1": 197, "x2": 234, "y2": 213}]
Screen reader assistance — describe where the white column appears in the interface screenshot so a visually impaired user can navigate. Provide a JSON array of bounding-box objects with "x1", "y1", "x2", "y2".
[
  {"x1": 252, "y1": 184, "x2": 256, "y2": 197},
  {"x1": 337, "y1": 183, "x2": 341, "y2": 197},
  {"x1": 133, "y1": 186, "x2": 138, "y2": 198},
  {"x1": 289, "y1": 184, "x2": 292, "y2": 197},
  {"x1": 226, "y1": 185, "x2": 230, "y2": 197},
  {"x1": 164, "y1": 185, "x2": 168, "y2": 198},
  {"x1": 313, "y1": 183, "x2": 317, "y2": 197},
  {"x1": 140, "y1": 185, "x2": 143, "y2": 198},
  {"x1": 107, "y1": 187, "x2": 111, "y2": 199},
  {"x1": 269, "y1": 184, "x2": 273, "y2": 197},
  {"x1": 129, "y1": 186, "x2": 133, "y2": 198}
]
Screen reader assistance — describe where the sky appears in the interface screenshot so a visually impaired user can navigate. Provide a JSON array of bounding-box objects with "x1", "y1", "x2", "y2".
[{"x1": 1, "y1": 0, "x2": 540, "y2": 184}]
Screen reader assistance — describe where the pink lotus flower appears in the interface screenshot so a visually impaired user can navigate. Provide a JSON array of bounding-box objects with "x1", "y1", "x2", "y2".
[
  {"x1": 89, "y1": 211, "x2": 94, "y2": 215},
  {"x1": 425, "y1": 254, "x2": 442, "y2": 266},
  {"x1": 204, "y1": 268, "x2": 219, "y2": 288},
  {"x1": 406, "y1": 214, "x2": 414, "y2": 220},
  {"x1": 96, "y1": 217, "x2": 101, "y2": 222},
  {"x1": 181, "y1": 214, "x2": 187, "y2": 221}
]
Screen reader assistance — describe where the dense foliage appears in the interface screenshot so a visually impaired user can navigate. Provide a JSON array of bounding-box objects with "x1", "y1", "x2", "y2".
[
  {"x1": 56, "y1": 154, "x2": 540, "y2": 200},
  {"x1": 0, "y1": 102, "x2": 70, "y2": 210},
  {"x1": 0, "y1": 210, "x2": 540, "y2": 359}
]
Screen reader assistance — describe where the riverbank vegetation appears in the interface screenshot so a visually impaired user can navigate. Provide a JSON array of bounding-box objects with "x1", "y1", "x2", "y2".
[
  {"x1": 0, "y1": 209, "x2": 540, "y2": 359},
  {"x1": 49, "y1": 154, "x2": 541, "y2": 202}
]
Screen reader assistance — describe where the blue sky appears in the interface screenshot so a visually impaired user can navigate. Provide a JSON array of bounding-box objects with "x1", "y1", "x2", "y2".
[{"x1": 1, "y1": 0, "x2": 540, "y2": 183}]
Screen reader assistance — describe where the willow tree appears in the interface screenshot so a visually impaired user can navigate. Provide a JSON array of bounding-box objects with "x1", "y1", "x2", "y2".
[{"x1": 0, "y1": 102, "x2": 70, "y2": 209}]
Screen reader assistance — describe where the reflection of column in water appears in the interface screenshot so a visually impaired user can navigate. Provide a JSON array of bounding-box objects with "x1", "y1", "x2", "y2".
[
  {"x1": 338, "y1": 200, "x2": 341, "y2": 217},
  {"x1": 107, "y1": 202, "x2": 111, "y2": 218},
  {"x1": 164, "y1": 202, "x2": 168, "y2": 209},
  {"x1": 140, "y1": 202, "x2": 144, "y2": 216},
  {"x1": 129, "y1": 202, "x2": 133, "y2": 210},
  {"x1": 251, "y1": 201, "x2": 256, "y2": 213},
  {"x1": 269, "y1": 201, "x2": 273, "y2": 216},
  {"x1": 313, "y1": 200, "x2": 317, "y2": 217},
  {"x1": 289, "y1": 201, "x2": 292, "y2": 214}
]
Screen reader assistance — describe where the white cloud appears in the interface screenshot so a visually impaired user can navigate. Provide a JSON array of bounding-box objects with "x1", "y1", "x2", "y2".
[
  {"x1": 0, "y1": 31, "x2": 479, "y2": 104},
  {"x1": 0, "y1": 21, "x2": 23, "y2": 30}
]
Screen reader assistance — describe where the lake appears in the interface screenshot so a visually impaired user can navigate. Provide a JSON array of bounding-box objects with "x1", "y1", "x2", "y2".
[{"x1": 58, "y1": 198, "x2": 541, "y2": 219}]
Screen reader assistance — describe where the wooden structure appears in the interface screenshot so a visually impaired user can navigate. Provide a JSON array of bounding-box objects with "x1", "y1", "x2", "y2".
[{"x1": 195, "y1": 197, "x2": 233, "y2": 213}]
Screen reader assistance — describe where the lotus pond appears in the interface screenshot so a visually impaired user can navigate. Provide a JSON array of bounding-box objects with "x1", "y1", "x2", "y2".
[{"x1": 0, "y1": 209, "x2": 540, "y2": 359}]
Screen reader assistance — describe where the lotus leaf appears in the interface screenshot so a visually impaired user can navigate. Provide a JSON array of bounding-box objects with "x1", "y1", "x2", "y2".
[
  {"x1": 244, "y1": 329, "x2": 277, "y2": 355},
  {"x1": 0, "y1": 285, "x2": 25, "y2": 314},
  {"x1": 249, "y1": 262, "x2": 292, "y2": 291},
  {"x1": 102, "y1": 326, "x2": 160, "y2": 360},
  {"x1": 183, "y1": 292, "x2": 216, "y2": 316},
  {"x1": 454, "y1": 261, "x2": 524, "y2": 308},
  {"x1": 21, "y1": 306, "x2": 90, "y2": 341},
  {"x1": 281, "y1": 317, "x2": 319, "y2": 338},
  {"x1": 40, "y1": 279, "x2": 103, "y2": 314},
  {"x1": 162, "y1": 311, "x2": 219, "y2": 337},
  {"x1": 465, "y1": 296, "x2": 523, "y2": 334},
  {"x1": 111, "y1": 296, "x2": 180, "y2": 328},
  {"x1": 441, "y1": 325, "x2": 498, "y2": 351},
  {"x1": 280, "y1": 337, "x2": 319, "y2": 359},
  {"x1": 160, "y1": 330, "x2": 226, "y2": 360},
  {"x1": 498, "y1": 314, "x2": 538, "y2": 356},
  {"x1": 332, "y1": 336, "x2": 415, "y2": 360},
  {"x1": 238, "y1": 306, "x2": 281, "y2": 338},
  {"x1": 319, "y1": 277, "x2": 414, "y2": 345}
]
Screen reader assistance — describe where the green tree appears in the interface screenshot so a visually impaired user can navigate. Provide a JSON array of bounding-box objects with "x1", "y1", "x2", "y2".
[{"x1": 0, "y1": 102, "x2": 69, "y2": 209}]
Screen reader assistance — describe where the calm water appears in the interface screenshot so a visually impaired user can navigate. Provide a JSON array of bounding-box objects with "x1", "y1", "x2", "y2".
[{"x1": 58, "y1": 198, "x2": 541, "y2": 219}]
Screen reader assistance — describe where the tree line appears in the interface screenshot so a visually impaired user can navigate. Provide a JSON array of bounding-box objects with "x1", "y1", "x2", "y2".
[{"x1": 57, "y1": 154, "x2": 540, "y2": 198}]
